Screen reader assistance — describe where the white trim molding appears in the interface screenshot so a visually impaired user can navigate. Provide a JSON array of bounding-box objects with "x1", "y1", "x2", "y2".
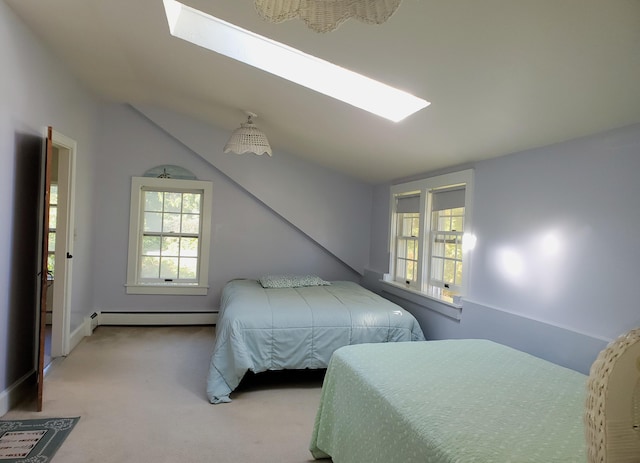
[
  {"x1": 126, "y1": 177, "x2": 213, "y2": 296},
  {"x1": 0, "y1": 371, "x2": 36, "y2": 416},
  {"x1": 380, "y1": 279, "x2": 462, "y2": 320},
  {"x1": 51, "y1": 130, "x2": 77, "y2": 357}
]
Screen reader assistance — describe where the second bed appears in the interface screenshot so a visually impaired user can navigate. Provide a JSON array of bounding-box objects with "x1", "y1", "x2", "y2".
[{"x1": 207, "y1": 278, "x2": 425, "y2": 404}]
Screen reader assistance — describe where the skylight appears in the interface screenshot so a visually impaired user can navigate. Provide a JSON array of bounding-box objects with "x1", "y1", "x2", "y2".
[{"x1": 162, "y1": 0, "x2": 429, "y2": 122}]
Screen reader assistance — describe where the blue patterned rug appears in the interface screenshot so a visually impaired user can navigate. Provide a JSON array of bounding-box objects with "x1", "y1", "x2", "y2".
[{"x1": 0, "y1": 417, "x2": 79, "y2": 462}]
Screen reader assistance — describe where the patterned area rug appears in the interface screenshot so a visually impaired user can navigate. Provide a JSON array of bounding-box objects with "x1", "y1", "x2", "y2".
[{"x1": 0, "y1": 417, "x2": 79, "y2": 462}]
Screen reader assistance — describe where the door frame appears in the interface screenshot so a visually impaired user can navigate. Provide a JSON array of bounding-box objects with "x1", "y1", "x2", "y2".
[{"x1": 50, "y1": 130, "x2": 76, "y2": 358}]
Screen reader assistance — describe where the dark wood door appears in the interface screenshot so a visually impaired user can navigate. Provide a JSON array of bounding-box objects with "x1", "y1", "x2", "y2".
[{"x1": 36, "y1": 126, "x2": 54, "y2": 412}]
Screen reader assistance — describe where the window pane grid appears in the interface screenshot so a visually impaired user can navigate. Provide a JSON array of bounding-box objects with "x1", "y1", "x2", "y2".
[
  {"x1": 430, "y1": 235, "x2": 463, "y2": 284},
  {"x1": 396, "y1": 256, "x2": 418, "y2": 284},
  {"x1": 430, "y1": 207, "x2": 464, "y2": 290},
  {"x1": 389, "y1": 173, "x2": 471, "y2": 305},
  {"x1": 139, "y1": 189, "x2": 203, "y2": 283},
  {"x1": 47, "y1": 184, "x2": 58, "y2": 277},
  {"x1": 394, "y1": 212, "x2": 420, "y2": 285}
]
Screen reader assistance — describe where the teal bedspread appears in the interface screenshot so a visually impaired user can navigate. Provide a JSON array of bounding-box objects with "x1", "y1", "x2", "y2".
[
  {"x1": 206, "y1": 280, "x2": 425, "y2": 404},
  {"x1": 310, "y1": 340, "x2": 587, "y2": 462}
]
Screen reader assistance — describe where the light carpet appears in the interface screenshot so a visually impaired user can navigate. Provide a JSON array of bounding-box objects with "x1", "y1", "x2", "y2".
[{"x1": 1, "y1": 326, "x2": 325, "y2": 463}]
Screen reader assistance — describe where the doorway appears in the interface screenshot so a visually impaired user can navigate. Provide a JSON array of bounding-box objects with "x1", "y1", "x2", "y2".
[{"x1": 46, "y1": 131, "x2": 76, "y2": 362}]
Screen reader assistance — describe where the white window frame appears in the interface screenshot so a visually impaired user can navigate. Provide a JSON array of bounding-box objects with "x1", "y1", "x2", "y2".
[
  {"x1": 386, "y1": 169, "x2": 474, "y2": 307},
  {"x1": 394, "y1": 211, "x2": 420, "y2": 287},
  {"x1": 428, "y1": 199, "x2": 465, "y2": 296},
  {"x1": 126, "y1": 176, "x2": 212, "y2": 295}
]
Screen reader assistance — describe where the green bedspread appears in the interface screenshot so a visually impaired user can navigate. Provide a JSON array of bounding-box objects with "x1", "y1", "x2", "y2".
[{"x1": 310, "y1": 339, "x2": 587, "y2": 462}]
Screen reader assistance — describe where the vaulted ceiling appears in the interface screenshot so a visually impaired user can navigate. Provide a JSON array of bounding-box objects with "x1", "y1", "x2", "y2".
[{"x1": 7, "y1": 0, "x2": 640, "y2": 183}]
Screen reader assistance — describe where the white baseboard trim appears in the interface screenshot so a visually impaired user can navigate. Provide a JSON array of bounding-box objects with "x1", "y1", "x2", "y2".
[
  {"x1": 97, "y1": 311, "x2": 218, "y2": 326},
  {"x1": 0, "y1": 370, "x2": 35, "y2": 417},
  {"x1": 58, "y1": 311, "x2": 217, "y2": 364},
  {"x1": 2, "y1": 312, "x2": 217, "y2": 415},
  {"x1": 69, "y1": 318, "x2": 90, "y2": 353}
]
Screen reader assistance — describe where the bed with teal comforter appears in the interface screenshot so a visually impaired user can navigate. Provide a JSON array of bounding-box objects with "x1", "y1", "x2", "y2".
[
  {"x1": 310, "y1": 339, "x2": 587, "y2": 462},
  {"x1": 206, "y1": 279, "x2": 425, "y2": 404}
]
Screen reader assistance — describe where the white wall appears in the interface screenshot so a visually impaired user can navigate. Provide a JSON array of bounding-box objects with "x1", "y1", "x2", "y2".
[
  {"x1": 92, "y1": 104, "x2": 362, "y2": 313},
  {"x1": 0, "y1": 1, "x2": 99, "y2": 406},
  {"x1": 368, "y1": 124, "x2": 640, "y2": 373}
]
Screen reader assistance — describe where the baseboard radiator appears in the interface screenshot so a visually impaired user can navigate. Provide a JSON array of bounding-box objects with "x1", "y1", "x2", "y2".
[{"x1": 95, "y1": 311, "x2": 218, "y2": 327}]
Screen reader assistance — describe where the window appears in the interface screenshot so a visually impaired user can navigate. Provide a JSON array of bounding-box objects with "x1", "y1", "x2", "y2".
[
  {"x1": 395, "y1": 210, "x2": 420, "y2": 286},
  {"x1": 393, "y1": 194, "x2": 421, "y2": 289},
  {"x1": 388, "y1": 170, "x2": 474, "y2": 305},
  {"x1": 126, "y1": 177, "x2": 212, "y2": 295},
  {"x1": 47, "y1": 184, "x2": 58, "y2": 279}
]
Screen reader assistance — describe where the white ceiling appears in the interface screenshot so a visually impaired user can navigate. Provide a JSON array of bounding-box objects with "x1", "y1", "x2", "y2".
[{"x1": 7, "y1": 0, "x2": 640, "y2": 184}]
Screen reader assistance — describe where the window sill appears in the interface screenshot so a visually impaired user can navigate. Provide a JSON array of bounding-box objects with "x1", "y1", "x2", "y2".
[
  {"x1": 379, "y1": 280, "x2": 462, "y2": 321},
  {"x1": 125, "y1": 284, "x2": 209, "y2": 296}
]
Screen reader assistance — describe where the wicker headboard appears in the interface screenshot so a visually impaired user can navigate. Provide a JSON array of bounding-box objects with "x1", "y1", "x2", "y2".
[{"x1": 585, "y1": 327, "x2": 640, "y2": 462}]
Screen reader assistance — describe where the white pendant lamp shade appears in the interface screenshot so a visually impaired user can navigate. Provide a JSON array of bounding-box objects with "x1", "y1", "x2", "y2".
[
  {"x1": 254, "y1": 0, "x2": 403, "y2": 33},
  {"x1": 224, "y1": 112, "x2": 272, "y2": 156}
]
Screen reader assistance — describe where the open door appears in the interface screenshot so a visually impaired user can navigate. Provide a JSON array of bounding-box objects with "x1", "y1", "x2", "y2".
[{"x1": 36, "y1": 126, "x2": 54, "y2": 412}]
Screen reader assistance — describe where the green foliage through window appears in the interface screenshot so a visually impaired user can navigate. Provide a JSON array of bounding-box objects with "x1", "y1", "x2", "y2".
[{"x1": 139, "y1": 189, "x2": 203, "y2": 284}]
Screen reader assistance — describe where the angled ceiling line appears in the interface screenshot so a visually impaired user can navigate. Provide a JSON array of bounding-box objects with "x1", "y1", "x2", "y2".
[{"x1": 162, "y1": 0, "x2": 429, "y2": 122}]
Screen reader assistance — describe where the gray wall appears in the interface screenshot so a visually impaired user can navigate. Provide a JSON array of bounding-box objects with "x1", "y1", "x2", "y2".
[
  {"x1": 0, "y1": 1, "x2": 99, "y2": 403},
  {"x1": 92, "y1": 104, "x2": 362, "y2": 313},
  {"x1": 367, "y1": 124, "x2": 640, "y2": 373},
  {"x1": 133, "y1": 104, "x2": 373, "y2": 275},
  {"x1": 470, "y1": 125, "x2": 640, "y2": 339}
]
